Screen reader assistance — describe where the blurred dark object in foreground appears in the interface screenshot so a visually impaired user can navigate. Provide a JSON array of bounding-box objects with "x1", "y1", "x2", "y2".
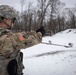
[{"x1": 36, "y1": 26, "x2": 46, "y2": 36}]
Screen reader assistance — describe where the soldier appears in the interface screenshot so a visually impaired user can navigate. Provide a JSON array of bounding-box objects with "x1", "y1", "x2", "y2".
[{"x1": 0, "y1": 5, "x2": 42, "y2": 75}]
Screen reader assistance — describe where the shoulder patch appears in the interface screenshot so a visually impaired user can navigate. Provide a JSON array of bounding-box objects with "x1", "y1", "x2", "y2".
[{"x1": 16, "y1": 33, "x2": 25, "y2": 42}]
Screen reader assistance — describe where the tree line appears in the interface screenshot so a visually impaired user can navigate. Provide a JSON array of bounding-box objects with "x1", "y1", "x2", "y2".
[{"x1": 12, "y1": 0, "x2": 76, "y2": 36}]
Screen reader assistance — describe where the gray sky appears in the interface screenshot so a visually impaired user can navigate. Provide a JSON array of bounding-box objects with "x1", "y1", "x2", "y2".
[
  {"x1": 0, "y1": 0, "x2": 76, "y2": 12},
  {"x1": 61, "y1": 0, "x2": 76, "y2": 7}
]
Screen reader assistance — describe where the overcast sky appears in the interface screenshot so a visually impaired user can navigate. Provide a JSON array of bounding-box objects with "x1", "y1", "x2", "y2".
[{"x1": 0, "y1": 0, "x2": 76, "y2": 12}]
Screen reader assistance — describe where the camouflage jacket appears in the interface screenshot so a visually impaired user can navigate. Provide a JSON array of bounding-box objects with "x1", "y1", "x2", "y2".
[
  {"x1": 0, "y1": 28, "x2": 42, "y2": 75},
  {"x1": 0, "y1": 28, "x2": 42, "y2": 58}
]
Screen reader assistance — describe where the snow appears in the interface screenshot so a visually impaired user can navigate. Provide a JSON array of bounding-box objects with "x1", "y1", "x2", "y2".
[{"x1": 21, "y1": 29, "x2": 76, "y2": 75}]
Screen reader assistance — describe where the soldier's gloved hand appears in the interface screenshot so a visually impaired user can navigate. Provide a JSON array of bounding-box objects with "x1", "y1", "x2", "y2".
[{"x1": 36, "y1": 26, "x2": 46, "y2": 36}]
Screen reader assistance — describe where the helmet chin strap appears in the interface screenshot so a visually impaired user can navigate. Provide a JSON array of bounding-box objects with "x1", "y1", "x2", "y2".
[
  {"x1": 0, "y1": 17, "x2": 13, "y2": 30},
  {"x1": 3, "y1": 21, "x2": 12, "y2": 30}
]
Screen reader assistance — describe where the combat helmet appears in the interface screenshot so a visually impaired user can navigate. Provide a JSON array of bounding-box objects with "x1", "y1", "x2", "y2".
[
  {"x1": 0, "y1": 5, "x2": 18, "y2": 29},
  {"x1": 0, "y1": 5, "x2": 17, "y2": 19}
]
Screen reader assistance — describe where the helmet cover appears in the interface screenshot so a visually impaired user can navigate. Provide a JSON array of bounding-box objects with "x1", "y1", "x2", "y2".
[{"x1": 0, "y1": 5, "x2": 17, "y2": 19}]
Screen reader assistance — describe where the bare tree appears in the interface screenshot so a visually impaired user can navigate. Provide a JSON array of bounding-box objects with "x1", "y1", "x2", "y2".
[
  {"x1": 13, "y1": 0, "x2": 76, "y2": 35},
  {"x1": 48, "y1": 0, "x2": 65, "y2": 34},
  {"x1": 67, "y1": 8, "x2": 76, "y2": 28},
  {"x1": 20, "y1": 0, "x2": 25, "y2": 13},
  {"x1": 37, "y1": 0, "x2": 50, "y2": 27},
  {"x1": 48, "y1": 0, "x2": 59, "y2": 34}
]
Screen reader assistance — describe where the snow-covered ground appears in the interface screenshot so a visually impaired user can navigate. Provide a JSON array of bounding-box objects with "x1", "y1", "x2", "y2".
[{"x1": 21, "y1": 29, "x2": 76, "y2": 75}]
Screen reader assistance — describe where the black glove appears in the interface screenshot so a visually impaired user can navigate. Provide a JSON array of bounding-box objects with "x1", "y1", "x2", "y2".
[{"x1": 36, "y1": 26, "x2": 45, "y2": 36}]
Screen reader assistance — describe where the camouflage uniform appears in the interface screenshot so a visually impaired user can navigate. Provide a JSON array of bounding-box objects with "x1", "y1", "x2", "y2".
[{"x1": 0, "y1": 5, "x2": 42, "y2": 75}]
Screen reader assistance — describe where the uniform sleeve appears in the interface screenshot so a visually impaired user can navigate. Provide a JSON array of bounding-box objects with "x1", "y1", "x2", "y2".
[
  {"x1": 0, "y1": 31, "x2": 42, "y2": 58},
  {"x1": 16, "y1": 31, "x2": 42, "y2": 48},
  {"x1": 24, "y1": 31, "x2": 42, "y2": 46}
]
